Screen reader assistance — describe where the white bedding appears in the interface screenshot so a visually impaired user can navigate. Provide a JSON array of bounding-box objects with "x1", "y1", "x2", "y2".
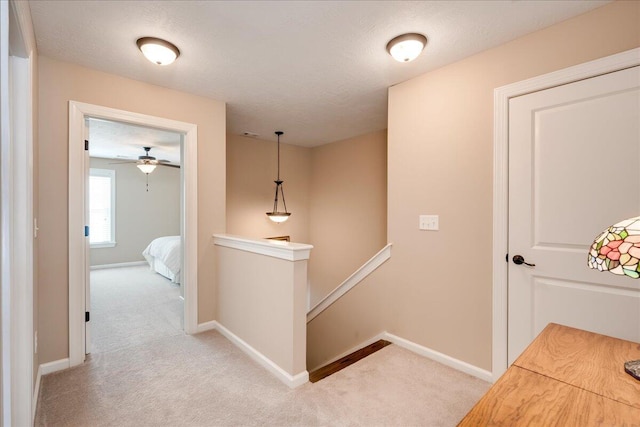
[{"x1": 142, "y1": 236, "x2": 181, "y2": 283}]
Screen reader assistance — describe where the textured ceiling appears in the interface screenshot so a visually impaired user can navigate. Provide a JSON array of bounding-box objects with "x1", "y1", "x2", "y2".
[
  {"x1": 30, "y1": 0, "x2": 609, "y2": 147},
  {"x1": 88, "y1": 118, "x2": 181, "y2": 164}
]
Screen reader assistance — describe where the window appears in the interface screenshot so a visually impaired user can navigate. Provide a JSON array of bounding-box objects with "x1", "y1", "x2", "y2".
[{"x1": 89, "y1": 168, "x2": 116, "y2": 248}]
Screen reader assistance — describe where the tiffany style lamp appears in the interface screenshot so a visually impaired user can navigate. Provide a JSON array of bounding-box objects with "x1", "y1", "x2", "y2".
[
  {"x1": 588, "y1": 216, "x2": 640, "y2": 278},
  {"x1": 587, "y1": 215, "x2": 640, "y2": 380}
]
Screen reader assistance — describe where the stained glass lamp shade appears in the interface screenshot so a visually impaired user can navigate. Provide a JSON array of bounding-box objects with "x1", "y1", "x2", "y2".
[{"x1": 588, "y1": 216, "x2": 640, "y2": 279}]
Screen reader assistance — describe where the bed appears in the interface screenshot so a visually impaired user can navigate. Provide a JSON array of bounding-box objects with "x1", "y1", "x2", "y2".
[{"x1": 142, "y1": 235, "x2": 181, "y2": 284}]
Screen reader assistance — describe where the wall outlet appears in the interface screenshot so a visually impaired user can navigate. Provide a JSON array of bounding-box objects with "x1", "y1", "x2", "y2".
[{"x1": 419, "y1": 215, "x2": 439, "y2": 231}]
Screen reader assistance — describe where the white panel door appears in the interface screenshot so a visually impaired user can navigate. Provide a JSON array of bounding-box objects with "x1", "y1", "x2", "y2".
[{"x1": 508, "y1": 66, "x2": 640, "y2": 365}]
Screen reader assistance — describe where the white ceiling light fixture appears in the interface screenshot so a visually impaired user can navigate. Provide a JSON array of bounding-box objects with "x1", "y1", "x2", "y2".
[
  {"x1": 136, "y1": 37, "x2": 180, "y2": 66},
  {"x1": 136, "y1": 146, "x2": 159, "y2": 191},
  {"x1": 386, "y1": 33, "x2": 428, "y2": 62},
  {"x1": 136, "y1": 147, "x2": 159, "y2": 175},
  {"x1": 136, "y1": 161, "x2": 157, "y2": 174}
]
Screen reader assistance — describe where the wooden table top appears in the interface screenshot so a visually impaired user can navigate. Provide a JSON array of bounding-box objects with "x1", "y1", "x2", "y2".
[
  {"x1": 458, "y1": 365, "x2": 640, "y2": 426},
  {"x1": 515, "y1": 323, "x2": 640, "y2": 409},
  {"x1": 458, "y1": 323, "x2": 640, "y2": 426}
]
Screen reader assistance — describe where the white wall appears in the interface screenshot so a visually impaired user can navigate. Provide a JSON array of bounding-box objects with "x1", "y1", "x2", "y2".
[{"x1": 89, "y1": 157, "x2": 180, "y2": 266}]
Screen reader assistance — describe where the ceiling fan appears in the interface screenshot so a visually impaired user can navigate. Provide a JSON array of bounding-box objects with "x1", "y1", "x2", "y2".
[{"x1": 111, "y1": 146, "x2": 180, "y2": 174}]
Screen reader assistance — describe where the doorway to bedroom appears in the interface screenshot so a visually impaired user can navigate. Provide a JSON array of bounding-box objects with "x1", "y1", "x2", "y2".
[{"x1": 87, "y1": 118, "x2": 184, "y2": 354}]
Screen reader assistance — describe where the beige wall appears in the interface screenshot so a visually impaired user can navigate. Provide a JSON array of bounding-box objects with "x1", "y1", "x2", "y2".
[
  {"x1": 227, "y1": 130, "x2": 388, "y2": 369},
  {"x1": 227, "y1": 131, "x2": 388, "y2": 308},
  {"x1": 308, "y1": 130, "x2": 387, "y2": 306},
  {"x1": 226, "y1": 134, "x2": 311, "y2": 243},
  {"x1": 89, "y1": 157, "x2": 180, "y2": 266},
  {"x1": 216, "y1": 244, "x2": 307, "y2": 377},
  {"x1": 307, "y1": 261, "x2": 390, "y2": 370},
  {"x1": 309, "y1": 1, "x2": 640, "y2": 371},
  {"x1": 38, "y1": 56, "x2": 226, "y2": 364}
]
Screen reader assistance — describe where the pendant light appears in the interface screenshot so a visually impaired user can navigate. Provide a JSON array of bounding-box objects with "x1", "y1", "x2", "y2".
[{"x1": 266, "y1": 131, "x2": 291, "y2": 223}]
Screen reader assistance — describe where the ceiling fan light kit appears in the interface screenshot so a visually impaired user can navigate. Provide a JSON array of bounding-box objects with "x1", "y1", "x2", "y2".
[
  {"x1": 137, "y1": 161, "x2": 157, "y2": 174},
  {"x1": 136, "y1": 37, "x2": 180, "y2": 66},
  {"x1": 136, "y1": 146, "x2": 159, "y2": 175},
  {"x1": 266, "y1": 131, "x2": 291, "y2": 223},
  {"x1": 106, "y1": 146, "x2": 180, "y2": 191},
  {"x1": 386, "y1": 33, "x2": 427, "y2": 62}
]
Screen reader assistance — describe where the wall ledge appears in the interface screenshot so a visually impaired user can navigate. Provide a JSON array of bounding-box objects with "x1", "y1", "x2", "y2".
[{"x1": 213, "y1": 233, "x2": 313, "y2": 261}]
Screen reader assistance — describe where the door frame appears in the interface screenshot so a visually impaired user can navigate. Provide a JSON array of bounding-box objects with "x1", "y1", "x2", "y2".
[
  {"x1": 492, "y1": 47, "x2": 640, "y2": 381},
  {"x1": 68, "y1": 101, "x2": 198, "y2": 367},
  {"x1": 1, "y1": 0, "x2": 36, "y2": 424}
]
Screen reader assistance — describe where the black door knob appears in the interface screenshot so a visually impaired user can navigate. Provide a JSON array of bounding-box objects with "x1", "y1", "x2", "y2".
[{"x1": 513, "y1": 255, "x2": 536, "y2": 267}]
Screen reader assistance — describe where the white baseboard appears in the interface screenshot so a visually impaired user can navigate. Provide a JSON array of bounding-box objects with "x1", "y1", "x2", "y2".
[
  {"x1": 33, "y1": 364, "x2": 42, "y2": 422},
  {"x1": 308, "y1": 331, "x2": 387, "y2": 372},
  {"x1": 33, "y1": 358, "x2": 70, "y2": 421},
  {"x1": 383, "y1": 332, "x2": 493, "y2": 382},
  {"x1": 215, "y1": 321, "x2": 309, "y2": 388},
  {"x1": 90, "y1": 261, "x2": 147, "y2": 270},
  {"x1": 195, "y1": 320, "x2": 217, "y2": 333},
  {"x1": 40, "y1": 358, "x2": 70, "y2": 375}
]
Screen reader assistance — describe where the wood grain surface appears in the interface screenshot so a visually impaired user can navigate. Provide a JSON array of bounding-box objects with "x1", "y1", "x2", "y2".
[
  {"x1": 459, "y1": 323, "x2": 640, "y2": 425},
  {"x1": 515, "y1": 323, "x2": 640, "y2": 409},
  {"x1": 458, "y1": 366, "x2": 640, "y2": 426},
  {"x1": 309, "y1": 340, "x2": 391, "y2": 383}
]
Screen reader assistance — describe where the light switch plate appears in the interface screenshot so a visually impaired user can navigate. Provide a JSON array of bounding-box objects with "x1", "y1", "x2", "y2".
[{"x1": 419, "y1": 215, "x2": 439, "y2": 231}]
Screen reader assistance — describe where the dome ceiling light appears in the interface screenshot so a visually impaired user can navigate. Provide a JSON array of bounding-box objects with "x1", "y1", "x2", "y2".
[
  {"x1": 136, "y1": 37, "x2": 180, "y2": 66},
  {"x1": 386, "y1": 33, "x2": 428, "y2": 62}
]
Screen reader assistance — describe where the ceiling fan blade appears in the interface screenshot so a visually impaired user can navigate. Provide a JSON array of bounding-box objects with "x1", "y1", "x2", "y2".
[
  {"x1": 158, "y1": 163, "x2": 181, "y2": 169},
  {"x1": 108, "y1": 160, "x2": 137, "y2": 164}
]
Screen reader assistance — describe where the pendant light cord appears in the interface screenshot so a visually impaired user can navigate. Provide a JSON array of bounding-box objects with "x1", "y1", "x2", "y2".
[{"x1": 276, "y1": 132, "x2": 281, "y2": 181}]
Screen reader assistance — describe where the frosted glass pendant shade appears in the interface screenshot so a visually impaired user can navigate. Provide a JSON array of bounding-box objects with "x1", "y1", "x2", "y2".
[
  {"x1": 137, "y1": 162, "x2": 157, "y2": 174},
  {"x1": 267, "y1": 212, "x2": 291, "y2": 223}
]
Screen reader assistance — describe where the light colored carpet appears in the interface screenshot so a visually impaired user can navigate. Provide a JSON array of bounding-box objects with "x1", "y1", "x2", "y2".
[
  {"x1": 35, "y1": 329, "x2": 489, "y2": 426},
  {"x1": 90, "y1": 265, "x2": 183, "y2": 354}
]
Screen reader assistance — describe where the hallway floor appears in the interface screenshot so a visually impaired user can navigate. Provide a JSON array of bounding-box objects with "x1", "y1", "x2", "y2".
[{"x1": 35, "y1": 329, "x2": 489, "y2": 426}]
